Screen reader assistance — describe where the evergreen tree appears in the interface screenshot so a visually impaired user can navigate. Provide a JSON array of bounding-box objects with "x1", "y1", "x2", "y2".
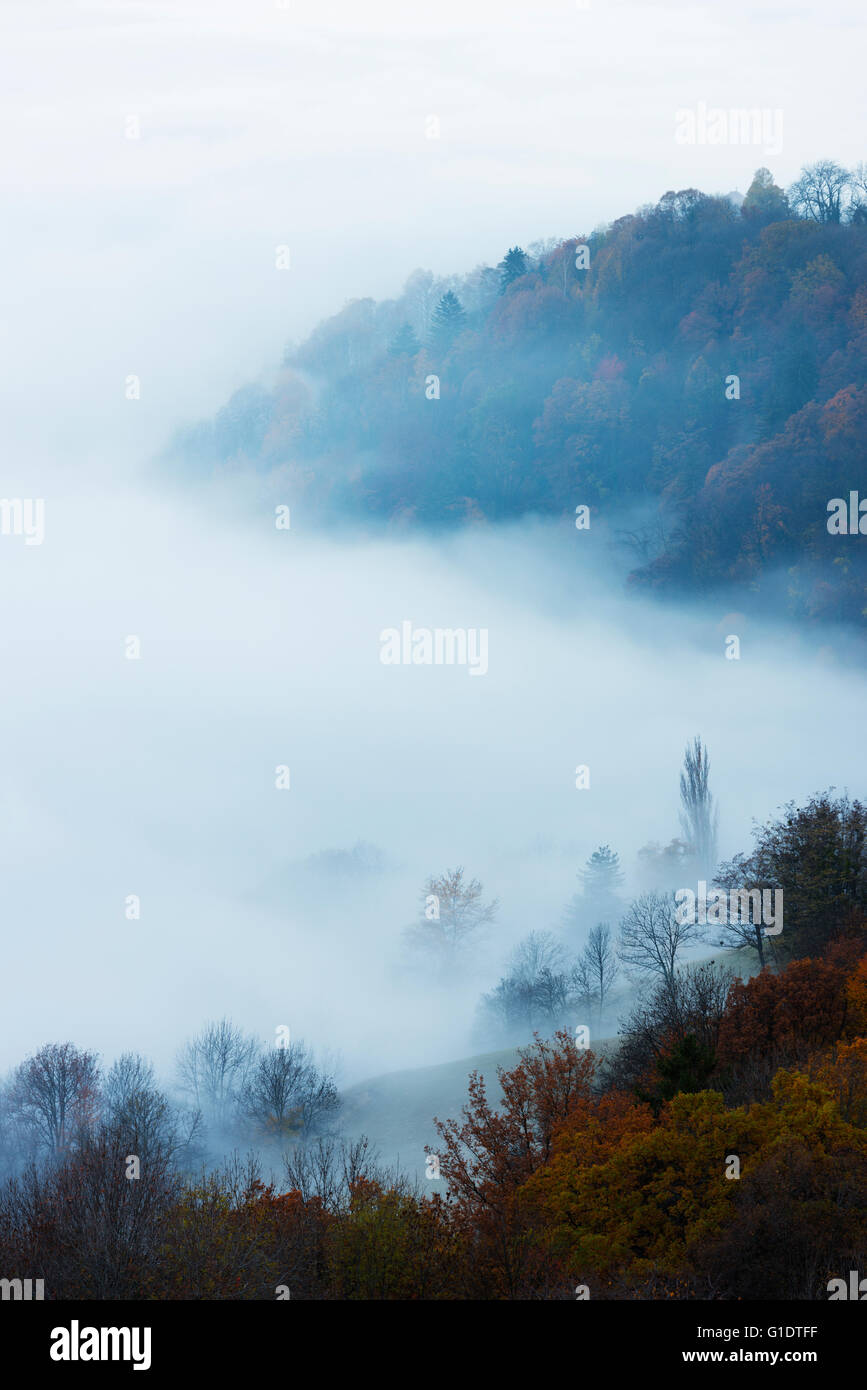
[
  {"x1": 564, "y1": 846, "x2": 624, "y2": 941},
  {"x1": 429, "y1": 291, "x2": 467, "y2": 351},
  {"x1": 580, "y1": 845, "x2": 624, "y2": 896},
  {"x1": 498, "y1": 246, "x2": 528, "y2": 292},
  {"x1": 388, "y1": 322, "x2": 420, "y2": 357}
]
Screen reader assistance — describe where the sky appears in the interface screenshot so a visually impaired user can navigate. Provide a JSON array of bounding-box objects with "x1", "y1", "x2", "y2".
[{"x1": 1, "y1": 0, "x2": 865, "y2": 461}]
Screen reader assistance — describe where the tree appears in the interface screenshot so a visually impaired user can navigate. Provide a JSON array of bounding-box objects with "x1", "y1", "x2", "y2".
[
  {"x1": 717, "y1": 956, "x2": 850, "y2": 1070},
  {"x1": 711, "y1": 852, "x2": 778, "y2": 968},
  {"x1": 569, "y1": 957, "x2": 596, "y2": 1020},
  {"x1": 581, "y1": 923, "x2": 620, "y2": 1017},
  {"x1": 481, "y1": 932, "x2": 571, "y2": 1036},
  {"x1": 428, "y1": 291, "x2": 467, "y2": 351},
  {"x1": 564, "y1": 845, "x2": 624, "y2": 938},
  {"x1": 402, "y1": 268, "x2": 440, "y2": 339},
  {"x1": 430, "y1": 1031, "x2": 597, "y2": 1296},
  {"x1": 0, "y1": 1123, "x2": 181, "y2": 1299},
  {"x1": 580, "y1": 844, "x2": 624, "y2": 895},
  {"x1": 498, "y1": 246, "x2": 529, "y2": 292},
  {"x1": 240, "y1": 1041, "x2": 339, "y2": 1139},
  {"x1": 176, "y1": 1019, "x2": 259, "y2": 1131},
  {"x1": 636, "y1": 838, "x2": 694, "y2": 889},
  {"x1": 8, "y1": 1042, "x2": 100, "y2": 1156},
  {"x1": 387, "y1": 322, "x2": 420, "y2": 357},
  {"x1": 742, "y1": 167, "x2": 789, "y2": 222},
  {"x1": 849, "y1": 162, "x2": 867, "y2": 223},
  {"x1": 610, "y1": 961, "x2": 732, "y2": 1096},
  {"x1": 404, "y1": 867, "x2": 498, "y2": 976},
  {"x1": 480, "y1": 974, "x2": 537, "y2": 1034},
  {"x1": 509, "y1": 930, "x2": 569, "y2": 987},
  {"x1": 745, "y1": 791, "x2": 867, "y2": 958},
  {"x1": 104, "y1": 1052, "x2": 202, "y2": 1166},
  {"x1": 788, "y1": 159, "x2": 852, "y2": 224},
  {"x1": 103, "y1": 1052, "x2": 156, "y2": 1120},
  {"x1": 618, "y1": 891, "x2": 702, "y2": 990},
  {"x1": 652, "y1": 1034, "x2": 718, "y2": 1104},
  {"x1": 679, "y1": 735, "x2": 719, "y2": 874}
]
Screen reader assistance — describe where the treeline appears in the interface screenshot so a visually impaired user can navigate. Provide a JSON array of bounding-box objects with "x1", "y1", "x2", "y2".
[
  {"x1": 0, "y1": 1022, "x2": 339, "y2": 1182},
  {"x1": 400, "y1": 737, "x2": 867, "y2": 1049},
  {"x1": 2, "y1": 782, "x2": 866, "y2": 1297},
  {"x1": 171, "y1": 159, "x2": 867, "y2": 628},
  {"x1": 3, "y1": 947, "x2": 866, "y2": 1298},
  {"x1": 471, "y1": 787, "x2": 867, "y2": 1046}
]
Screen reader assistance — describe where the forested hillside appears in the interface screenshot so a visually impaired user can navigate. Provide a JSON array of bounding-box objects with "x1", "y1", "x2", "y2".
[{"x1": 172, "y1": 162, "x2": 867, "y2": 627}]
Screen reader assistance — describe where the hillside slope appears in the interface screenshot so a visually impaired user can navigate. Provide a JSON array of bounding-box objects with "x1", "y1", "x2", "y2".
[
  {"x1": 338, "y1": 1038, "x2": 618, "y2": 1183},
  {"x1": 337, "y1": 947, "x2": 764, "y2": 1181}
]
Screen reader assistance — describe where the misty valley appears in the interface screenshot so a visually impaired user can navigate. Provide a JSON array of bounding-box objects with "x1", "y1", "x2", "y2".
[{"x1": 2, "y1": 1, "x2": 867, "y2": 1332}]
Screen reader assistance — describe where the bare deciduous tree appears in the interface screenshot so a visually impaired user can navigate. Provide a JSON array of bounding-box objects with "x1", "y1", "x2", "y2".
[
  {"x1": 104, "y1": 1052, "x2": 202, "y2": 1167},
  {"x1": 582, "y1": 922, "x2": 620, "y2": 1016},
  {"x1": 0, "y1": 1124, "x2": 180, "y2": 1299},
  {"x1": 788, "y1": 159, "x2": 852, "y2": 224},
  {"x1": 8, "y1": 1042, "x2": 100, "y2": 1155},
  {"x1": 618, "y1": 891, "x2": 702, "y2": 991},
  {"x1": 282, "y1": 1135, "x2": 395, "y2": 1212},
  {"x1": 609, "y1": 962, "x2": 733, "y2": 1094},
  {"x1": 240, "y1": 1041, "x2": 340, "y2": 1139},
  {"x1": 176, "y1": 1019, "x2": 258, "y2": 1131},
  {"x1": 569, "y1": 956, "x2": 596, "y2": 1020},
  {"x1": 481, "y1": 932, "x2": 571, "y2": 1035}
]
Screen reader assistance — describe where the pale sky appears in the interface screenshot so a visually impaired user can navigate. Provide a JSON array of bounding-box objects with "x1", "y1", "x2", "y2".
[{"x1": 1, "y1": 0, "x2": 864, "y2": 456}]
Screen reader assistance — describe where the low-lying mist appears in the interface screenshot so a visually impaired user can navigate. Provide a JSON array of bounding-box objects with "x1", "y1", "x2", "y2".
[{"x1": 1, "y1": 484, "x2": 864, "y2": 1093}]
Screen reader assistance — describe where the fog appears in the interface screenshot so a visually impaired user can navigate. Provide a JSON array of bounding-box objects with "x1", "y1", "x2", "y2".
[
  {"x1": 1, "y1": 481, "x2": 865, "y2": 1087},
  {"x1": 3, "y1": 0, "x2": 867, "y2": 1123}
]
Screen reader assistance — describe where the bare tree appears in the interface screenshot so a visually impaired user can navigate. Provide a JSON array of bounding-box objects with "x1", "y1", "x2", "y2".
[
  {"x1": 708, "y1": 853, "x2": 783, "y2": 968},
  {"x1": 788, "y1": 159, "x2": 852, "y2": 224},
  {"x1": 282, "y1": 1134, "x2": 396, "y2": 1212},
  {"x1": 582, "y1": 923, "x2": 620, "y2": 1017},
  {"x1": 534, "y1": 968, "x2": 571, "y2": 1024},
  {"x1": 103, "y1": 1051, "x2": 156, "y2": 1115},
  {"x1": 608, "y1": 962, "x2": 733, "y2": 1094},
  {"x1": 849, "y1": 162, "x2": 867, "y2": 222},
  {"x1": 569, "y1": 956, "x2": 596, "y2": 1020},
  {"x1": 175, "y1": 1019, "x2": 259, "y2": 1131},
  {"x1": 240, "y1": 1041, "x2": 340, "y2": 1139},
  {"x1": 480, "y1": 933, "x2": 572, "y2": 1037},
  {"x1": 8, "y1": 1042, "x2": 100, "y2": 1155},
  {"x1": 509, "y1": 931, "x2": 568, "y2": 985},
  {"x1": 402, "y1": 268, "x2": 448, "y2": 340},
  {"x1": 618, "y1": 891, "x2": 702, "y2": 991},
  {"x1": 0, "y1": 1123, "x2": 180, "y2": 1299},
  {"x1": 404, "y1": 866, "x2": 498, "y2": 975},
  {"x1": 104, "y1": 1052, "x2": 203, "y2": 1167},
  {"x1": 679, "y1": 735, "x2": 719, "y2": 874}
]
